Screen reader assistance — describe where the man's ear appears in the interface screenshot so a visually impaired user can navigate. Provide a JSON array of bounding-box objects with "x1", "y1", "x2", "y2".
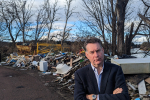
[{"x1": 85, "y1": 52, "x2": 88, "y2": 59}]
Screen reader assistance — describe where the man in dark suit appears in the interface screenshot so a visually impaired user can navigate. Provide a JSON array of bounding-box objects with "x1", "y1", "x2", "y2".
[{"x1": 74, "y1": 37, "x2": 129, "y2": 100}]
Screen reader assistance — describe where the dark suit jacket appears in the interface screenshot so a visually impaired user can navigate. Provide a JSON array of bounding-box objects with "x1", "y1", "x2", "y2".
[{"x1": 74, "y1": 62, "x2": 130, "y2": 100}]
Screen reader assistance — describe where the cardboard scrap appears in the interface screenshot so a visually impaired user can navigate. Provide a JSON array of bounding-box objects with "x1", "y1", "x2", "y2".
[{"x1": 145, "y1": 77, "x2": 150, "y2": 84}]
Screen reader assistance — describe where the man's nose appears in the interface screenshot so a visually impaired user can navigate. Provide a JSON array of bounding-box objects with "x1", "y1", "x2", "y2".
[{"x1": 94, "y1": 52, "x2": 99, "y2": 57}]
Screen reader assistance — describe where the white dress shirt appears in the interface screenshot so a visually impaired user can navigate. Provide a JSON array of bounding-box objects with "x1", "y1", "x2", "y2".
[{"x1": 91, "y1": 63, "x2": 104, "y2": 100}]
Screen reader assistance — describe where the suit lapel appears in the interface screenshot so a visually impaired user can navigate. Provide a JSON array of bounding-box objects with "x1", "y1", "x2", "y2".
[
  {"x1": 87, "y1": 64, "x2": 99, "y2": 93},
  {"x1": 100, "y1": 62, "x2": 111, "y2": 93}
]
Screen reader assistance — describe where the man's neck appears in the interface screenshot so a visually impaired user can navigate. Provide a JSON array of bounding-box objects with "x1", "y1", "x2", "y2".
[
  {"x1": 96, "y1": 66, "x2": 103, "y2": 75},
  {"x1": 94, "y1": 63, "x2": 103, "y2": 75}
]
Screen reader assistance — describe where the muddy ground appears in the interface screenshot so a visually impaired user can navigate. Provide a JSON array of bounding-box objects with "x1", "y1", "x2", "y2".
[{"x1": 0, "y1": 65, "x2": 73, "y2": 100}]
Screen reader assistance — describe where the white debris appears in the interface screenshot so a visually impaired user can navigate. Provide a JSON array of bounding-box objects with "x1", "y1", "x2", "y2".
[
  {"x1": 127, "y1": 82, "x2": 136, "y2": 90},
  {"x1": 56, "y1": 64, "x2": 71, "y2": 74},
  {"x1": 40, "y1": 61, "x2": 48, "y2": 72},
  {"x1": 138, "y1": 80, "x2": 147, "y2": 97}
]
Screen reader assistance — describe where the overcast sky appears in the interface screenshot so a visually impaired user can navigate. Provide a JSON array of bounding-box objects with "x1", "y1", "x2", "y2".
[
  {"x1": 2, "y1": 0, "x2": 150, "y2": 43},
  {"x1": 32, "y1": 0, "x2": 149, "y2": 43}
]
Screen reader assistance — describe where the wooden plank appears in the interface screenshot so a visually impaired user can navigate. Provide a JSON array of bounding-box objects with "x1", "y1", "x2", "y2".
[{"x1": 70, "y1": 58, "x2": 73, "y2": 67}]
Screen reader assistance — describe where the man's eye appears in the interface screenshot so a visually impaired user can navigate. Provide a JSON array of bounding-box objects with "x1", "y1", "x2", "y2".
[
  {"x1": 96, "y1": 50, "x2": 100, "y2": 52},
  {"x1": 90, "y1": 52, "x2": 94, "y2": 54}
]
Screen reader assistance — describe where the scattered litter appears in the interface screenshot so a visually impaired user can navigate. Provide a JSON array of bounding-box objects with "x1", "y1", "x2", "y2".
[
  {"x1": 57, "y1": 77, "x2": 61, "y2": 79},
  {"x1": 0, "y1": 62, "x2": 6, "y2": 65},
  {"x1": 138, "y1": 80, "x2": 147, "y2": 97},
  {"x1": 2, "y1": 51, "x2": 150, "y2": 99},
  {"x1": 17, "y1": 63, "x2": 21, "y2": 67},
  {"x1": 143, "y1": 98, "x2": 150, "y2": 100},
  {"x1": 44, "y1": 72, "x2": 51, "y2": 75},
  {"x1": 20, "y1": 69, "x2": 27, "y2": 70},
  {"x1": 135, "y1": 98, "x2": 141, "y2": 100},
  {"x1": 67, "y1": 57, "x2": 82, "y2": 65},
  {"x1": 53, "y1": 72, "x2": 57, "y2": 76},
  {"x1": 114, "y1": 55, "x2": 118, "y2": 59},
  {"x1": 127, "y1": 82, "x2": 136, "y2": 90},
  {"x1": 44, "y1": 83, "x2": 49, "y2": 87},
  {"x1": 33, "y1": 55, "x2": 41, "y2": 61},
  {"x1": 32, "y1": 61, "x2": 38, "y2": 66},
  {"x1": 42, "y1": 72, "x2": 51, "y2": 75}
]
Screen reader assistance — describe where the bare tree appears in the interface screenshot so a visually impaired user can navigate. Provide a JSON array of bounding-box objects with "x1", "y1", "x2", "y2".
[
  {"x1": 61, "y1": 0, "x2": 75, "y2": 48},
  {"x1": 43, "y1": 0, "x2": 60, "y2": 42},
  {"x1": 81, "y1": 0, "x2": 130, "y2": 55},
  {"x1": 75, "y1": 22, "x2": 96, "y2": 41},
  {"x1": 116, "y1": 0, "x2": 129, "y2": 56},
  {"x1": 31, "y1": 7, "x2": 47, "y2": 44},
  {"x1": 0, "y1": 1, "x2": 21, "y2": 48},
  {"x1": 138, "y1": 14, "x2": 150, "y2": 26},
  {"x1": 14, "y1": 0, "x2": 33, "y2": 43},
  {"x1": 81, "y1": 0, "x2": 109, "y2": 53},
  {"x1": 104, "y1": 0, "x2": 118, "y2": 55},
  {"x1": 125, "y1": 0, "x2": 150, "y2": 55}
]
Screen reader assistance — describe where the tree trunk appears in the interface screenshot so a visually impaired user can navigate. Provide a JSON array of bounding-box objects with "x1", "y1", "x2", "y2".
[
  {"x1": 110, "y1": 0, "x2": 117, "y2": 56},
  {"x1": 8, "y1": 26, "x2": 16, "y2": 48},
  {"x1": 125, "y1": 34, "x2": 132, "y2": 55},
  {"x1": 103, "y1": 40, "x2": 109, "y2": 54},
  {"x1": 125, "y1": 22, "x2": 134, "y2": 55},
  {"x1": 126, "y1": 39, "x2": 132, "y2": 55},
  {"x1": 116, "y1": 0, "x2": 128, "y2": 56},
  {"x1": 61, "y1": 39, "x2": 64, "y2": 52},
  {"x1": 125, "y1": 35, "x2": 128, "y2": 54},
  {"x1": 112, "y1": 16, "x2": 117, "y2": 55},
  {"x1": 125, "y1": 7, "x2": 150, "y2": 55},
  {"x1": 23, "y1": 28, "x2": 25, "y2": 43}
]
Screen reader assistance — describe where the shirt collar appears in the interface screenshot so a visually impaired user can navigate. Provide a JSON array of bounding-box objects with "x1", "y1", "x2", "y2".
[{"x1": 91, "y1": 63, "x2": 104, "y2": 75}]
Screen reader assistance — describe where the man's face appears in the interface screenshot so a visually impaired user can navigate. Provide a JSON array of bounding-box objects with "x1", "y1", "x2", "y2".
[{"x1": 85, "y1": 43, "x2": 104, "y2": 67}]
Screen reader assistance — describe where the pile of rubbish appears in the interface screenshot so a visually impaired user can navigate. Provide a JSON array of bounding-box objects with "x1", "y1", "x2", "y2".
[
  {"x1": 125, "y1": 74, "x2": 150, "y2": 100},
  {"x1": 1, "y1": 51, "x2": 150, "y2": 100},
  {"x1": 0, "y1": 49, "x2": 90, "y2": 94}
]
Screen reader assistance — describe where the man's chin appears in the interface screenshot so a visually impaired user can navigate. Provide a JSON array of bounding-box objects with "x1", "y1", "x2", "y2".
[
  {"x1": 93, "y1": 63, "x2": 99, "y2": 65},
  {"x1": 95, "y1": 61, "x2": 101, "y2": 64},
  {"x1": 94, "y1": 62, "x2": 103, "y2": 66}
]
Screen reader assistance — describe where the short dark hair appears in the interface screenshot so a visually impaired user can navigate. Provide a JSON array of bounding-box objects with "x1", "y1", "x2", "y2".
[{"x1": 84, "y1": 37, "x2": 102, "y2": 51}]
